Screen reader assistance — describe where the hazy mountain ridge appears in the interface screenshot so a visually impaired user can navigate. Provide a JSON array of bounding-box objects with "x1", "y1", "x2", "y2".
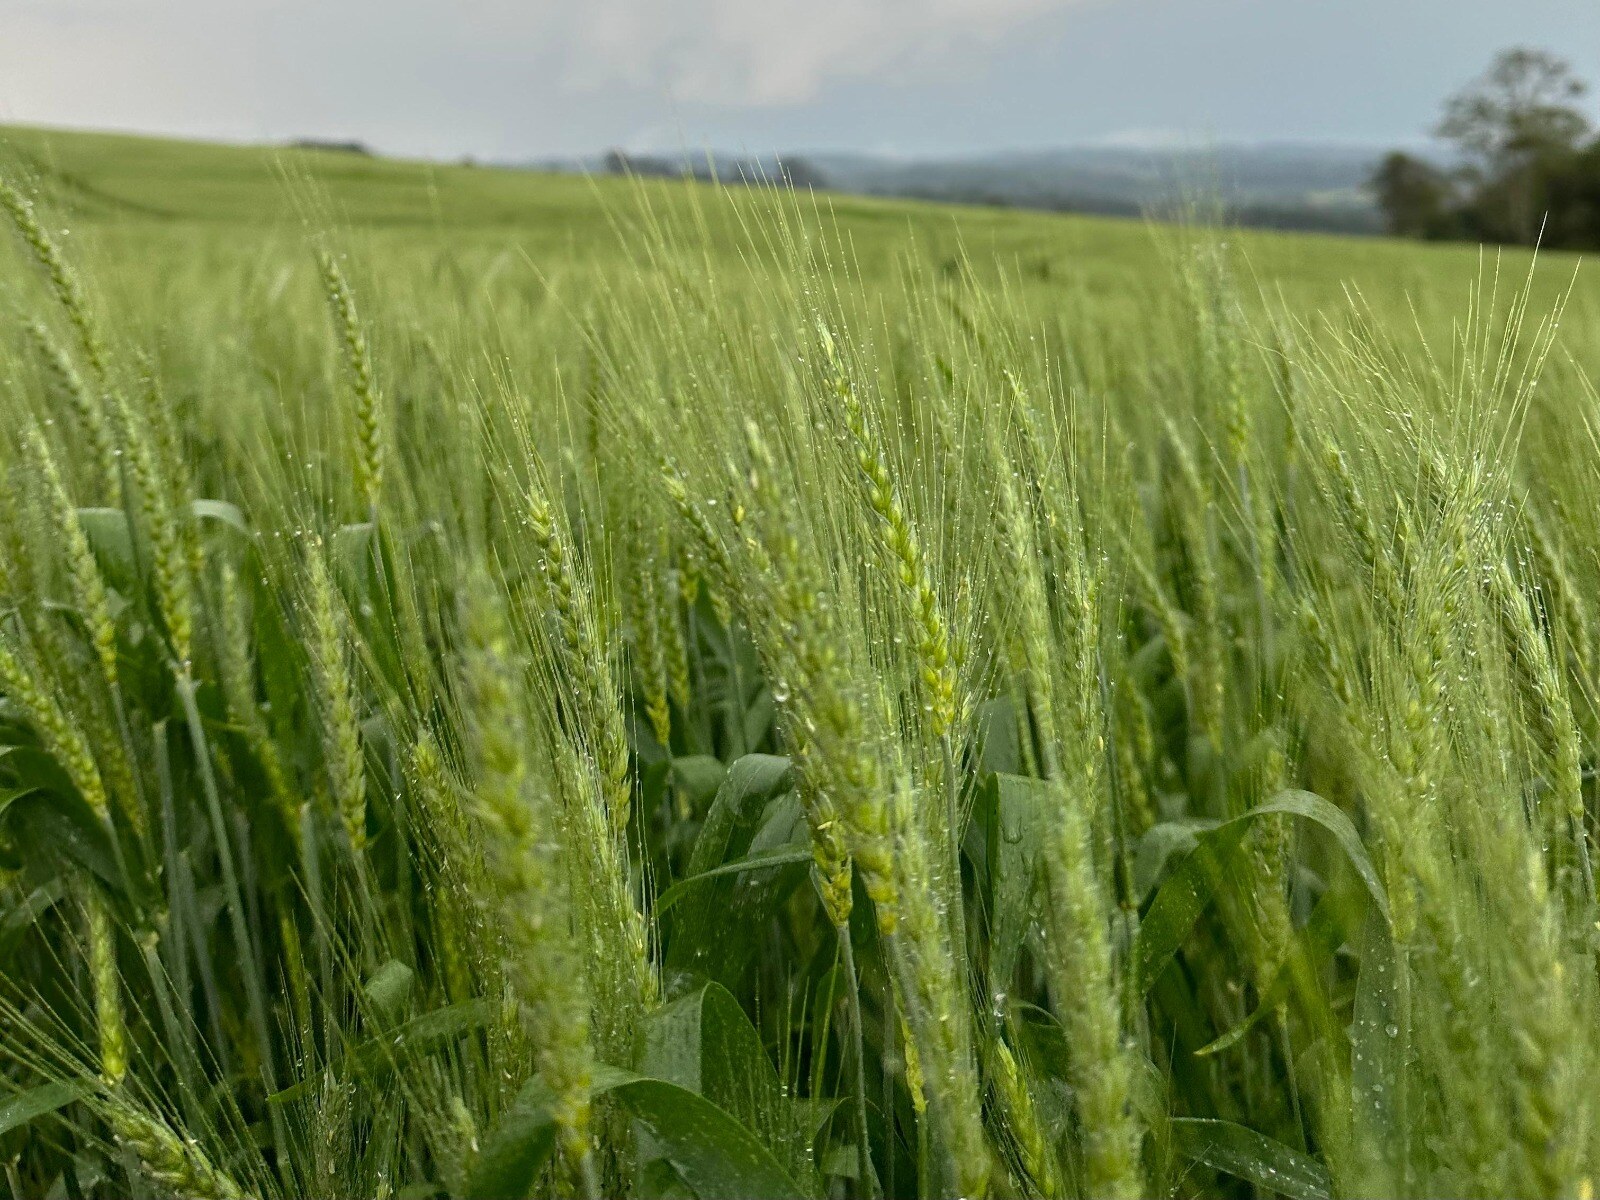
[{"x1": 523, "y1": 143, "x2": 1406, "y2": 233}]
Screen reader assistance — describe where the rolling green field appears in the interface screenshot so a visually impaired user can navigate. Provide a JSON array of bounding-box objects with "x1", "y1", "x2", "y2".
[
  {"x1": 3, "y1": 124, "x2": 1600, "y2": 1200},
  {"x1": 3, "y1": 123, "x2": 1594, "y2": 330}
]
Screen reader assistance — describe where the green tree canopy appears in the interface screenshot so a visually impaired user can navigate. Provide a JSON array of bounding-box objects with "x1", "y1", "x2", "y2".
[
  {"x1": 1436, "y1": 47, "x2": 1590, "y2": 172},
  {"x1": 1375, "y1": 47, "x2": 1599, "y2": 247}
]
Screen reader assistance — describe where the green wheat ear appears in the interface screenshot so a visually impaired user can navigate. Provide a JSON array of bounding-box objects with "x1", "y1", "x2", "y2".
[
  {"x1": 21, "y1": 426, "x2": 120, "y2": 695},
  {"x1": 0, "y1": 178, "x2": 111, "y2": 384},
  {"x1": 24, "y1": 320, "x2": 120, "y2": 501},
  {"x1": 108, "y1": 1104, "x2": 253, "y2": 1200},
  {"x1": 111, "y1": 381, "x2": 194, "y2": 669},
  {"x1": 460, "y1": 583, "x2": 599, "y2": 1197},
  {"x1": 817, "y1": 320, "x2": 958, "y2": 740},
  {"x1": 320, "y1": 251, "x2": 386, "y2": 518},
  {"x1": 526, "y1": 479, "x2": 634, "y2": 839},
  {"x1": 305, "y1": 546, "x2": 366, "y2": 853}
]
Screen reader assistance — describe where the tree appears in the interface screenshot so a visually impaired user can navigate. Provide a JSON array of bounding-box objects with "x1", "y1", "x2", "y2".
[
  {"x1": 1536, "y1": 138, "x2": 1600, "y2": 249},
  {"x1": 1437, "y1": 48, "x2": 1590, "y2": 167},
  {"x1": 1435, "y1": 48, "x2": 1592, "y2": 242},
  {"x1": 1370, "y1": 151, "x2": 1457, "y2": 238}
]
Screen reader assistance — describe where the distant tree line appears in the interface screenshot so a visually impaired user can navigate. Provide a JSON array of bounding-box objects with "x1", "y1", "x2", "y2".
[
  {"x1": 289, "y1": 139, "x2": 373, "y2": 156},
  {"x1": 602, "y1": 150, "x2": 826, "y2": 190},
  {"x1": 1373, "y1": 48, "x2": 1600, "y2": 249}
]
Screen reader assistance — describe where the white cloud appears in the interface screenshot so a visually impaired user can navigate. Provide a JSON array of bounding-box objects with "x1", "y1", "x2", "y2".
[
  {"x1": 0, "y1": 0, "x2": 1088, "y2": 154},
  {"x1": 541, "y1": 0, "x2": 1077, "y2": 106}
]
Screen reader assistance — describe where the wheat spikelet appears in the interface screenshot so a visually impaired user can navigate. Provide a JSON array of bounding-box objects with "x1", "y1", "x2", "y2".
[
  {"x1": 1490, "y1": 557, "x2": 1588, "y2": 907},
  {"x1": 0, "y1": 179, "x2": 110, "y2": 385},
  {"x1": 1163, "y1": 421, "x2": 1225, "y2": 750},
  {"x1": 461, "y1": 586, "x2": 598, "y2": 1195},
  {"x1": 134, "y1": 367, "x2": 208, "y2": 594},
  {"x1": 109, "y1": 1105, "x2": 252, "y2": 1200},
  {"x1": 1113, "y1": 683, "x2": 1157, "y2": 842},
  {"x1": 986, "y1": 419, "x2": 1144, "y2": 1200},
  {"x1": 1315, "y1": 434, "x2": 1406, "y2": 620},
  {"x1": 19, "y1": 426, "x2": 145, "y2": 833},
  {"x1": 215, "y1": 561, "x2": 295, "y2": 823},
  {"x1": 0, "y1": 635, "x2": 130, "y2": 1092},
  {"x1": 662, "y1": 463, "x2": 737, "y2": 629},
  {"x1": 991, "y1": 1037, "x2": 1062, "y2": 1199},
  {"x1": 84, "y1": 891, "x2": 128, "y2": 1087},
  {"x1": 304, "y1": 548, "x2": 366, "y2": 852},
  {"x1": 662, "y1": 549, "x2": 693, "y2": 719},
  {"x1": 544, "y1": 681, "x2": 659, "y2": 1048},
  {"x1": 627, "y1": 513, "x2": 673, "y2": 748},
  {"x1": 110, "y1": 389, "x2": 193, "y2": 669},
  {"x1": 1524, "y1": 507, "x2": 1595, "y2": 683},
  {"x1": 0, "y1": 634, "x2": 110, "y2": 819},
  {"x1": 733, "y1": 424, "x2": 870, "y2": 929},
  {"x1": 320, "y1": 251, "x2": 386, "y2": 517},
  {"x1": 22, "y1": 427, "x2": 119, "y2": 693},
  {"x1": 407, "y1": 734, "x2": 484, "y2": 1009},
  {"x1": 737, "y1": 418, "x2": 990, "y2": 1199},
  {"x1": 817, "y1": 322, "x2": 958, "y2": 741},
  {"x1": 526, "y1": 482, "x2": 633, "y2": 839},
  {"x1": 24, "y1": 320, "x2": 120, "y2": 500}
]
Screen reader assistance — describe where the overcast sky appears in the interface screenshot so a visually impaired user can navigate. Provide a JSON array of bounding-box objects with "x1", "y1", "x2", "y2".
[{"x1": 4, "y1": 0, "x2": 1599, "y2": 160}]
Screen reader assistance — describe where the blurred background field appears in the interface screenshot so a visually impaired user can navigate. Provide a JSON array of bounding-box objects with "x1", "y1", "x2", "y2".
[{"x1": 5, "y1": 123, "x2": 1595, "y2": 348}]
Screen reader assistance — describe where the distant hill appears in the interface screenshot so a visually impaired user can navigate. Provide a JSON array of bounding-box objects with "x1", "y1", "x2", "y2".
[
  {"x1": 0, "y1": 122, "x2": 1402, "y2": 238},
  {"x1": 529, "y1": 143, "x2": 1400, "y2": 235}
]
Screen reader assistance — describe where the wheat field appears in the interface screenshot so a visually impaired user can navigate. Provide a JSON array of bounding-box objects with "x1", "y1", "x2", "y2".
[{"x1": 2, "y1": 127, "x2": 1600, "y2": 1199}]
